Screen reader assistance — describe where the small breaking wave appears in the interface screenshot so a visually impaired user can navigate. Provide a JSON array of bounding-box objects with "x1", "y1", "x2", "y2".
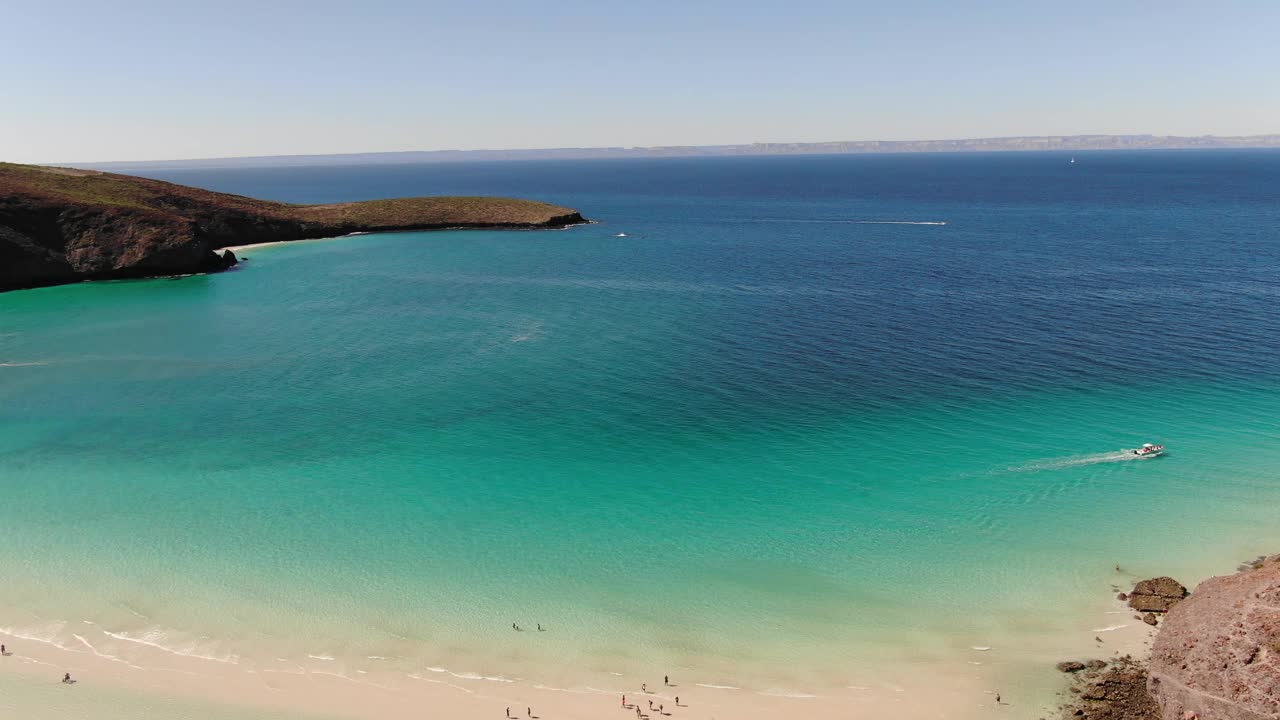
[
  {"x1": 695, "y1": 683, "x2": 741, "y2": 690},
  {"x1": 0, "y1": 624, "x2": 76, "y2": 652},
  {"x1": 0, "y1": 361, "x2": 49, "y2": 367},
  {"x1": 307, "y1": 654, "x2": 335, "y2": 661},
  {"x1": 100, "y1": 628, "x2": 239, "y2": 664},
  {"x1": 758, "y1": 689, "x2": 818, "y2": 698},
  {"x1": 970, "y1": 645, "x2": 992, "y2": 651},
  {"x1": 422, "y1": 666, "x2": 513, "y2": 683},
  {"x1": 1092, "y1": 624, "x2": 1129, "y2": 633},
  {"x1": 73, "y1": 634, "x2": 144, "y2": 669}
]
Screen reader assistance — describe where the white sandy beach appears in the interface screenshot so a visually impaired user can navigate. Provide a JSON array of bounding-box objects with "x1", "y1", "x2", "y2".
[{"x1": 0, "y1": 591, "x2": 1158, "y2": 720}]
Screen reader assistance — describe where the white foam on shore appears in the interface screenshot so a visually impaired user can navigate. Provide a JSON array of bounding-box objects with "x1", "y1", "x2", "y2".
[
  {"x1": 407, "y1": 673, "x2": 477, "y2": 694},
  {"x1": 421, "y1": 666, "x2": 513, "y2": 683},
  {"x1": 695, "y1": 683, "x2": 741, "y2": 690},
  {"x1": 101, "y1": 628, "x2": 239, "y2": 665},
  {"x1": 73, "y1": 633, "x2": 144, "y2": 670},
  {"x1": 533, "y1": 683, "x2": 594, "y2": 694},
  {"x1": 307, "y1": 654, "x2": 335, "y2": 661},
  {"x1": 0, "y1": 624, "x2": 79, "y2": 652},
  {"x1": 1091, "y1": 624, "x2": 1129, "y2": 633},
  {"x1": 758, "y1": 689, "x2": 819, "y2": 698},
  {"x1": 970, "y1": 646, "x2": 992, "y2": 651}
]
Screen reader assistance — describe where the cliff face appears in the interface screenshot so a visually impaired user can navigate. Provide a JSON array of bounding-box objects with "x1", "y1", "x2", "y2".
[
  {"x1": 0, "y1": 163, "x2": 585, "y2": 292},
  {"x1": 1147, "y1": 556, "x2": 1280, "y2": 720}
]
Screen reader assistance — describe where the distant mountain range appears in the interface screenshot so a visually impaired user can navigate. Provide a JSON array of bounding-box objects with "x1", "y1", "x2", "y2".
[{"x1": 76, "y1": 134, "x2": 1280, "y2": 170}]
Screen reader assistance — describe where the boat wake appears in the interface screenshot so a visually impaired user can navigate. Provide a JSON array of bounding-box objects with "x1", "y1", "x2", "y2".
[{"x1": 1008, "y1": 450, "x2": 1145, "y2": 473}]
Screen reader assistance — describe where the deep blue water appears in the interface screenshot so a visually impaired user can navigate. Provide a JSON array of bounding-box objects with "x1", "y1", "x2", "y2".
[{"x1": 143, "y1": 151, "x2": 1280, "y2": 405}]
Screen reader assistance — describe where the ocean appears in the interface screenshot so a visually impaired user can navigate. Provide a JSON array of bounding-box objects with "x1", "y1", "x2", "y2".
[{"x1": 1, "y1": 150, "x2": 1278, "y2": 716}]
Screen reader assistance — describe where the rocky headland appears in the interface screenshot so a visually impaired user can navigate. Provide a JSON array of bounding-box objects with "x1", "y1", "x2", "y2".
[
  {"x1": 1058, "y1": 555, "x2": 1280, "y2": 720},
  {"x1": 0, "y1": 162, "x2": 586, "y2": 292}
]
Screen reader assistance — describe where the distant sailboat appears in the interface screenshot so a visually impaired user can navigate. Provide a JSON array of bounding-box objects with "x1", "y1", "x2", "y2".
[{"x1": 1069, "y1": 156, "x2": 1076, "y2": 164}]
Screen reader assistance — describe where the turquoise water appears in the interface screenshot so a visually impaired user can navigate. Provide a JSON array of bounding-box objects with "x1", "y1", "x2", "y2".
[{"x1": 2, "y1": 152, "x2": 1279, "y2": 696}]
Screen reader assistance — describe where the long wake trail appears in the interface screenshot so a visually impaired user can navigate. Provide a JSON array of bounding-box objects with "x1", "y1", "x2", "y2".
[{"x1": 1008, "y1": 450, "x2": 1143, "y2": 473}]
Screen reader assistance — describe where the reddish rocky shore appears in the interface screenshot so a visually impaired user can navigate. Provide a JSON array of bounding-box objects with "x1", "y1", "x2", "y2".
[{"x1": 1056, "y1": 555, "x2": 1279, "y2": 720}]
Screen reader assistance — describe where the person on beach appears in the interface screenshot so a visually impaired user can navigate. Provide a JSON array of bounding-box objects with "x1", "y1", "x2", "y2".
[
  {"x1": 642, "y1": 683, "x2": 647, "y2": 693},
  {"x1": 995, "y1": 692, "x2": 1001, "y2": 704},
  {"x1": 526, "y1": 707, "x2": 531, "y2": 717},
  {"x1": 664, "y1": 675, "x2": 669, "y2": 686},
  {"x1": 648, "y1": 700, "x2": 653, "y2": 710},
  {"x1": 1, "y1": 643, "x2": 6, "y2": 655},
  {"x1": 675, "y1": 696, "x2": 680, "y2": 706},
  {"x1": 659, "y1": 704, "x2": 664, "y2": 715},
  {"x1": 622, "y1": 694, "x2": 626, "y2": 707},
  {"x1": 63, "y1": 672, "x2": 73, "y2": 684}
]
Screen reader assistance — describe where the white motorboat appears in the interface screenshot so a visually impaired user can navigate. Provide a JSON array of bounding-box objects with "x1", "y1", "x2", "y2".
[{"x1": 1132, "y1": 443, "x2": 1164, "y2": 458}]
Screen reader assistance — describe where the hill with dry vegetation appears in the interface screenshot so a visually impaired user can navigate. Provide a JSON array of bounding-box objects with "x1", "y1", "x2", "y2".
[{"x1": 0, "y1": 162, "x2": 584, "y2": 291}]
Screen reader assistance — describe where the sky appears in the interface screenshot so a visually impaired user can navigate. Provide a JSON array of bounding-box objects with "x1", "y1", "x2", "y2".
[{"x1": 2, "y1": 0, "x2": 1278, "y2": 163}]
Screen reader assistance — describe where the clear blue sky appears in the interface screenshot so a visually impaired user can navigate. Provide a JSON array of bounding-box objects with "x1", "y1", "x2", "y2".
[{"x1": 3, "y1": 0, "x2": 1277, "y2": 162}]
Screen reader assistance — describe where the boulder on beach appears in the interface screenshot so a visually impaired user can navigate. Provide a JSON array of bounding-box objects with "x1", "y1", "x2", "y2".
[
  {"x1": 1143, "y1": 612, "x2": 1159, "y2": 626},
  {"x1": 1128, "y1": 577, "x2": 1188, "y2": 613},
  {"x1": 1147, "y1": 557, "x2": 1280, "y2": 720},
  {"x1": 1058, "y1": 661, "x2": 1087, "y2": 673}
]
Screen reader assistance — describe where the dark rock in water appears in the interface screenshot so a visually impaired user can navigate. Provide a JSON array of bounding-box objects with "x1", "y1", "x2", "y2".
[
  {"x1": 1061, "y1": 658, "x2": 1161, "y2": 720},
  {"x1": 1143, "y1": 613, "x2": 1159, "y2": 626},
  {"x1": 1129, "y1": 577, "x2": 1189, "y2": 613},
  {"x1": 221, "y1": 249, "x2": 238, "y2": 267},
  {"x1": 1148, "y1": 556, "x2": 1280, "y2": 720},
  {"x1": 1058, "y1": 661, "x2": 1087, "y2": 673},
  {"x1": 1117, "y1": 592, "x2": 1129, "y2": 601},
  {"x1": 1236, "y1": 555, "x2": 1268, "y2": 572}
]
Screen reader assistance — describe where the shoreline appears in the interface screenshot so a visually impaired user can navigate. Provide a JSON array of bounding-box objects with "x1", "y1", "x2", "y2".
[{"x1": 0, "y1": 581, "x2": 1160, "y2": 720}]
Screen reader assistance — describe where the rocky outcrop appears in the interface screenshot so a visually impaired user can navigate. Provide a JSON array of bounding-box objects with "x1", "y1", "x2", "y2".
[
  {"x1": 1061, "y1": 657, "x2": 1162, "y2": 720},
  {"x1": 1129, "y1": 577, "x2": 1189, "y2": 613},
  {"x1": 0, "y1": 162, "x2": 586, "y2": 292},
  {"x1": 1147, "y1": 557, "x2": 1280, "y2": 720}
]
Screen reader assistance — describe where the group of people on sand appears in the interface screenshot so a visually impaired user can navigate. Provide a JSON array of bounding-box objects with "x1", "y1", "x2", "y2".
[
  {"x1": 621, "y1": 676, "x2": 680, "y2": 718},
  {"x1": 2, "y1": 644, "x2": 75, "y2": 685}
]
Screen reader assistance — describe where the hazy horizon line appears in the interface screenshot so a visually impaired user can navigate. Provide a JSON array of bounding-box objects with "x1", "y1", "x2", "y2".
[{"x1": 57, "y1": 131, "x2": 1280, "y2": 170}]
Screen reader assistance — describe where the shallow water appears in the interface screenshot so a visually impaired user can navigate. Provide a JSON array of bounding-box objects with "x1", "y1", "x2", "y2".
[{"x1": 1, "y1": 151, "x2": 1278, "y2": 702}]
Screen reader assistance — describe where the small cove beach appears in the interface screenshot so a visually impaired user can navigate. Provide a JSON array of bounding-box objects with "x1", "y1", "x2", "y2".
[{"x1": 2, "y1": 152, "x2": 1279, "y2": 718}]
